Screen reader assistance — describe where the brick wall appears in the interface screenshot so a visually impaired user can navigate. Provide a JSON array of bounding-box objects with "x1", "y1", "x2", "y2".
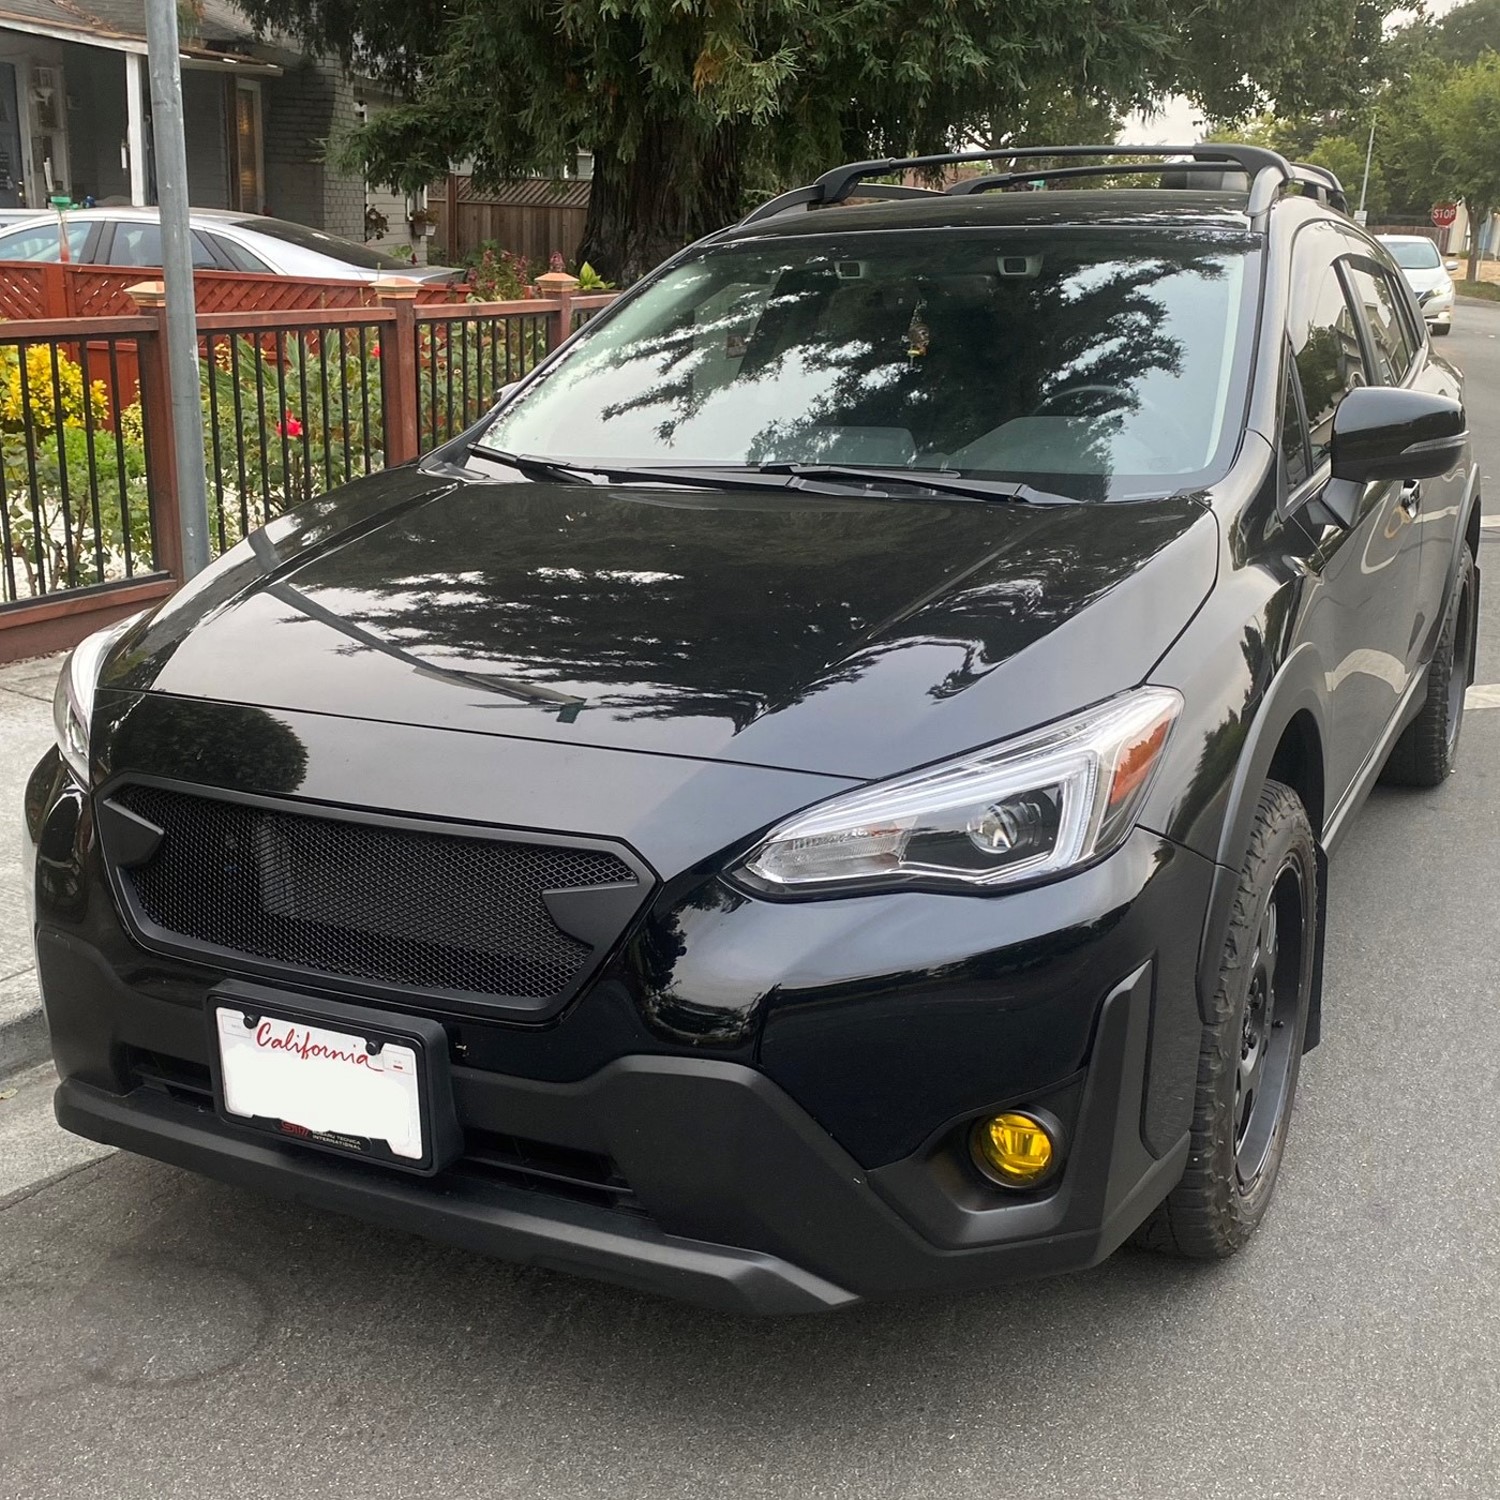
[{"x1": 262, "y1": 57, "x2": 365, "y2": 238}]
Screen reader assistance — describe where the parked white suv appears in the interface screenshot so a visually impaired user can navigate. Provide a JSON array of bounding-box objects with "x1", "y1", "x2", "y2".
[{"x1": 1378, "y1": 234, "x2": 1459, "y2": 335}]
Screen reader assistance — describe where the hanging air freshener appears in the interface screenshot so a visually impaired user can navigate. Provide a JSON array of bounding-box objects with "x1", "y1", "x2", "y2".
[{"x1": 905, "y1": 299, "x2": 930, "y2": 360}]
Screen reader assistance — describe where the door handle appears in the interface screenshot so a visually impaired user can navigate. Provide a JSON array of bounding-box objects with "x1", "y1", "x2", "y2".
[{"x1": 1400, "y1": 480, "x2": 1422, "y2": 517}]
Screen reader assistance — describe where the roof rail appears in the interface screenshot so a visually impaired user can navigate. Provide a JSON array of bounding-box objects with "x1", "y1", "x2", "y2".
[
  {"x1": 739, "y1": 144, "x2": 1294, "y2": 226},
  {"x1": 1288, "y1": 162, "x2": 1349, "y2": 214},
  {"x1": 738, "y1": 143, "x2": 1355, "y2": 231}
]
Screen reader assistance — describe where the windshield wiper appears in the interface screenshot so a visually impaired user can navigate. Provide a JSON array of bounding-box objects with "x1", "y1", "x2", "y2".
[
  {"x1": 749, "y1": 463, "x2": 1063, "y2": 504},
  {"x1": 466, "y1": 446, "x2": 597, "y2": 485},
  {"x1": 467, "y1": 449, "x2": 1067, "y2": 503},
  {"x1": 467, "y1": 450, "x2": 850, "y2": 495}
]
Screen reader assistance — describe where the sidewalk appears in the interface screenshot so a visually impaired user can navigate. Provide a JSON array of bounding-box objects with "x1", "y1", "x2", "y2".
[{"x1": 1, "y1": 652, "x2": 62, "y2": 1075}]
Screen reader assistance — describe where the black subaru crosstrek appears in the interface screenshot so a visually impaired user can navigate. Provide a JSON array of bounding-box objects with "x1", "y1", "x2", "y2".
[{"x1": 26, "y1": 145, "x2": 1478, "y2": 1313}]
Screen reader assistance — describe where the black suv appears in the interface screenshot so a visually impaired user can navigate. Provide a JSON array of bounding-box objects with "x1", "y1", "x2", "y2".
[{"x1": 27, "y1": 145, "x2": 1478, "y2": 1313}]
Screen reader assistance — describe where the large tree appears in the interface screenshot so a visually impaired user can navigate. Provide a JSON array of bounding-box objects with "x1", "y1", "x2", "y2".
[
  {"x1": 1401, "y1": 56, "x2": 1500, "y2": 279},
  {"x1": 239, "y1": 0, "x2": 1398, "y2": 282}
]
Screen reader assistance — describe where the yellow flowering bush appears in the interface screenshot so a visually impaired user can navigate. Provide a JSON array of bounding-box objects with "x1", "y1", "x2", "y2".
[{"x1": 0, "y1": 343, "x2": 110, "y2": 435}]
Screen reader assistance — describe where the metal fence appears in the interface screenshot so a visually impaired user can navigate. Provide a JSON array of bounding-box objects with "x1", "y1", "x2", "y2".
[
  {"x1": 414, "y1": 307, "x2": 551, "y2": 453},
  {"x1": 0, "y1": 280, "x2": 618, "y2": 659},
  {"x1": 198, "y1": 310, "x2": 392, "y2": 554},
  {"x1": 0, "y1": 315, "x2": 164, "y2": 609}
]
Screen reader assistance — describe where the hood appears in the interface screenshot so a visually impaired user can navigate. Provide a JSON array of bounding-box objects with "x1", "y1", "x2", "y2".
[
  {"x1": 109, "y1": 467, "x2": 1218, "y2": 780},
  {"x1": 1399, "y1": 266, "x2": 1451, "y2": 296}
]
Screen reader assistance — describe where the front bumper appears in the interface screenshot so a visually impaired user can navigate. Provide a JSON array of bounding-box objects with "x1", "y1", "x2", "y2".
[
  {"x1": 29, "y1": 718, "x2": 1213, "y2": 1311},
  {"x1": 51, "y1": 960, "x2": 1184, "y2": 1314}
]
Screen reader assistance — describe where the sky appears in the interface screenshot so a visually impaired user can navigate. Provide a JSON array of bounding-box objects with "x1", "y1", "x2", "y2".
[{"x1": 1119, "y1": 0, "x2": 1463, "y2": 144}]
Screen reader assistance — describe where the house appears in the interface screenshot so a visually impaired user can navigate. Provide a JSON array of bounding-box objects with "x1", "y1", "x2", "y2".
[{"x1": 0, "y1": 0, "x2": 406, "y2": 243}]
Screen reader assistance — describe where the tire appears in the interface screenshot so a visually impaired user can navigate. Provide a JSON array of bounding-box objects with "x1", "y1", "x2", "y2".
[
  {"x1": 1381, "y1": 544, "x2": 1475, "y2": 788},
  {"x1": 1433, "y1": 324, "x2": 1452, "y2": 337},
  {"x1": 1133, "y1": 781, "x2": 1318, "y2": 1259}
]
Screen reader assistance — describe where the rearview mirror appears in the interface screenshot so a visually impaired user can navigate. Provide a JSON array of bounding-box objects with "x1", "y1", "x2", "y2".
[{"x1": 1330, "y1": 385, "x2": 1466, "y2": 486}]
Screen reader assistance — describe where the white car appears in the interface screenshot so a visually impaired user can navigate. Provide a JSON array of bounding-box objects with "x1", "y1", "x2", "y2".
[
  {"x1": 1378, "y1": 234, "x2": 1459, "y2": 336},
  {"x1": 0, "y1": 206, "x2": 463, "y2": 285}
]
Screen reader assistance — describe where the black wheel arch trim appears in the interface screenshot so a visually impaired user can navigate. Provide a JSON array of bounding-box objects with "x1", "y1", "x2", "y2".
[{"x1": 1193, "y1": 642, "x2": 1331, "y2": 1032}]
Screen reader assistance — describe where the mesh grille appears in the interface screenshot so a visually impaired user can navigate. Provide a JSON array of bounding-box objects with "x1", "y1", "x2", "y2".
[{"x1": 116, "y1": 785, "x2": 637, "y2": 1000}]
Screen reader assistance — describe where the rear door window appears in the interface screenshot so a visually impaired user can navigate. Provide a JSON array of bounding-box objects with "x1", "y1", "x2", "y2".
[{"x1": 208, "y1": 233, "x2": 272, "y2": 273}]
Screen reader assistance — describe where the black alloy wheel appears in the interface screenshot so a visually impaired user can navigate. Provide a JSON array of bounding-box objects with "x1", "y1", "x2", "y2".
[{"x1": 1233, "y1": 858, "x2": 1305, "y2": 1191}]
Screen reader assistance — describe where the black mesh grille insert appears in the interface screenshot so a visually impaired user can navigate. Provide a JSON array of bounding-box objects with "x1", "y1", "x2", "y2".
[{"x1": 116, "y1": 785, "x2": 637, "y2": 1000}]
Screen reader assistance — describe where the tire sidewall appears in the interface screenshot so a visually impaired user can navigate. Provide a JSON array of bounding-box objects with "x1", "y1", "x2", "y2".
[{"x1": 1205, "y1": 793, "x2": 1319, "y2": 1237}]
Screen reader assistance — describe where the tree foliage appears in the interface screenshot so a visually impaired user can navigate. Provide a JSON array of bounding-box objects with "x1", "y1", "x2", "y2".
[{"x1": 237, "y1": 0, "x2": 1403, "y2": 282}]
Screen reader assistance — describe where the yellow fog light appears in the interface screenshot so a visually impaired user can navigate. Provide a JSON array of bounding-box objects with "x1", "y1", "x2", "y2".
[{"x1": 970, "y1": 1111, "x2": 1061, "y2": 1189}]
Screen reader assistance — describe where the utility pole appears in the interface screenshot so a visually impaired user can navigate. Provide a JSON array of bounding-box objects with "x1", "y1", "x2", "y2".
[
  {"x1": 1357, "y1": 111, "x2": 1377, "y2": 225},
  {"x1": 143, "y1": 0, "x2": 210, "y2": 578}
]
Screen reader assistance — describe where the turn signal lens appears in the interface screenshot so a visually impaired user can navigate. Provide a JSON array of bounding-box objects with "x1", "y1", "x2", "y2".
[{"x1": 971, "y1": 1112, "x2": 1059, "y2": 1189}]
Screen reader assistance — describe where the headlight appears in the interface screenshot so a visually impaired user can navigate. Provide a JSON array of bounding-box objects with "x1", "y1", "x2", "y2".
[
  {"x1": 52, "y1": 613, "x2": 142, "y2": 781},
  {"x1": 737, "y1": 686, "x2": 1182, "y2": 895}
]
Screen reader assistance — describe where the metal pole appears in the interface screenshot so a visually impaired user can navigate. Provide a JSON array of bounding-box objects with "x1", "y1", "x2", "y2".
[
  {"x1": 1358, "y1": 112, "x2": 1376, "y2": 220},
  {"x1": 143, "y1": 0, "x2": 210, "y2": 578}
]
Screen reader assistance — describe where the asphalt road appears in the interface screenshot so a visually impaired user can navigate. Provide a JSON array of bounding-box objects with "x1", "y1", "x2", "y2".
[{"x1": 4, "y1": 303, "x2": 1500, "y2": 1500}]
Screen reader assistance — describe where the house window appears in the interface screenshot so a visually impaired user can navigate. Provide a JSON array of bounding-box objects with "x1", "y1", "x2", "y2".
[{"x1": 230, "y1": 79, "x2": 264, "y2": 214}]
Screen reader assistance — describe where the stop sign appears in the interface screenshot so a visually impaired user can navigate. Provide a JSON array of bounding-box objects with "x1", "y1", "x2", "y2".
[{"x1": 1432, "y1": 202, "x2": 1458, "y2": 228}]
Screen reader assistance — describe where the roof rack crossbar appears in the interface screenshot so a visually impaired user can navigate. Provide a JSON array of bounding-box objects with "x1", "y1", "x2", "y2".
[
  {"x1": 803, "y1": 144, "x2": 1290, "y2": 212},
  {"x1": 944, "y1": 160, "x2": 1255, "y2": 196}
]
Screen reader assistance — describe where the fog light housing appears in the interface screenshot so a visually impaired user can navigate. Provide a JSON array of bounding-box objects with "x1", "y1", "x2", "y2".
[{"x1": 970, "y1": 1110, "x2": 1062, "y2": 1189}]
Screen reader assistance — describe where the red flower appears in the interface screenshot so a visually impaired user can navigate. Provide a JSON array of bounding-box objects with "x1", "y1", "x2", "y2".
[
  {"x1": 276, "y1": 411, "x2": 303, "y2": 438},
  {"x1": 369, "y1": 342, "x2": 380, "y2": 357}
]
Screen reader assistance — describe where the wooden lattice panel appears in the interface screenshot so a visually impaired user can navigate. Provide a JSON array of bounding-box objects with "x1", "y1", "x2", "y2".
[{"x1": 0, "y1": 266, "x2": 47, "y2": 320}]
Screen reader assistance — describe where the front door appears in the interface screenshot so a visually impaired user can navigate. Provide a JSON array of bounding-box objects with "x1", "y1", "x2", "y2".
[
  {"x1": 25, "y1": 62, "x2": 68, "y2": 200},
  {"x1": 1286, "y1": 223, "x2": 1424, "y2": 804}
]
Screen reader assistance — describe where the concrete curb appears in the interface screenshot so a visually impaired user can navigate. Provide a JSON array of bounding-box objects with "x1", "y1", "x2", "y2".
[{"x1": 0, "y1": 986, "x2": 48, "y2": 1081}]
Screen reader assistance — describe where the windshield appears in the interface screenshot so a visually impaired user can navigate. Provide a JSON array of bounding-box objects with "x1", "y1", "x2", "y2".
[
  {"x1": 477, "y1": 229, "x2": 1258, "y2": 500},
  {"x1": 232, "y1": 217, "x2": 412, "y2": 270},
  {"x1": 1384, "y1": 238, "x2": 1442, "y2": 270}
]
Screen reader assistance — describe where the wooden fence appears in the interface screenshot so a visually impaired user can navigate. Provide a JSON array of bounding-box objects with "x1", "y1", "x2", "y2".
[
  {"x1": 0, "y1": 275, "x2": 617, "y2": 660},
  {"x1": 0, "y1": 261, "x2": 479, "y2": 322},
  {"x1": 434, "y1": 175, "x2": 592, "y2": 268}
]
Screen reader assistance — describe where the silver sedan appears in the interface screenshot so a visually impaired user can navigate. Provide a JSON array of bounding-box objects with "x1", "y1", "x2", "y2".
[{"x1": 0, "y1": 206, "x2": 463, "y2": 284}]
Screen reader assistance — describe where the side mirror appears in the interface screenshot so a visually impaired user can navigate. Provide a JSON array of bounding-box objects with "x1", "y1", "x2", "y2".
[
  {"x1": 1331, "y1": 385, "x2": 1466, "y2": 484},
  {"x1": 1445, "y1": 260, "x2": 1460, "y2": 273}
]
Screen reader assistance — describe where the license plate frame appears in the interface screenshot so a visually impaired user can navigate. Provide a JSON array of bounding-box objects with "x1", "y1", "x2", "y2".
[{"x1": 206, "y1": 982, "x2": 462, "y2": 1176}]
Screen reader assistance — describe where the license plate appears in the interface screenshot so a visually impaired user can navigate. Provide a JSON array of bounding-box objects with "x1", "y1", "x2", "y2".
[{"x1": 214, "y1": 1005, "x2": 425, "y2": 1162}]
